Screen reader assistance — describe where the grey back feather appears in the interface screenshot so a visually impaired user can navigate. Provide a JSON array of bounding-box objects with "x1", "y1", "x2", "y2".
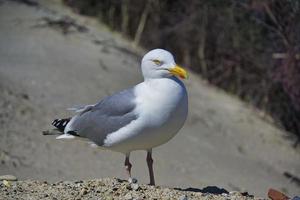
[{"x1": 68, "y1": 88, "x2": 137, "y2": 146}]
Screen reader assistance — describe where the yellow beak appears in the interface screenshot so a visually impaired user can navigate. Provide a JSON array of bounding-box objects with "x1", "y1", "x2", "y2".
[{"x1": 168, "y1": 65, "x2": 188, "y2": 79}]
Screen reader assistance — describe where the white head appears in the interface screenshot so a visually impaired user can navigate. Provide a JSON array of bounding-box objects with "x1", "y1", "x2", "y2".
[{"x1": 141, "y1": 49, "x2": 188, "y2": 80}]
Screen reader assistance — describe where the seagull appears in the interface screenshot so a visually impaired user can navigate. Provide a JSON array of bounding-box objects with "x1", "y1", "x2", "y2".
[{"x1": 49, "y1": 49, "x2": 188, "y2": 185}]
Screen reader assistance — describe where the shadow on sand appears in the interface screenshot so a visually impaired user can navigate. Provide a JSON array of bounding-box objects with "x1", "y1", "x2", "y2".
[
  {"x1": 175, "y1": 186, "x2": 254, "y2": 197},
  {"x1": 174, "y1": 186, "x2": 229, "y2": 195}
]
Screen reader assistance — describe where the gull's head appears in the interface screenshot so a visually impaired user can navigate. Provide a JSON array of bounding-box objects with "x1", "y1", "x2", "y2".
[{"x1": 141, "y1": 49, "x2": 188, "y2": 80}]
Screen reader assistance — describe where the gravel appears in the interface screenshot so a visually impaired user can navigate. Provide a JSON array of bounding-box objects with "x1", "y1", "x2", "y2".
[{"x1": 0, "y1": 178, "x2": 265, "y2": 200}]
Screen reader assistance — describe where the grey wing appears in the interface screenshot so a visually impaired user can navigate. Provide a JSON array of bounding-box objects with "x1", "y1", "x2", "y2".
[{"x1": 67, "y1": 87, "x2": 138, "y2": 146}]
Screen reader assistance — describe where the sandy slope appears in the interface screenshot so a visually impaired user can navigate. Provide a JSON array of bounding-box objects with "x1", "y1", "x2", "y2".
[{"x1": 0, "y1": 0, "x2": 299, "y2": 197}]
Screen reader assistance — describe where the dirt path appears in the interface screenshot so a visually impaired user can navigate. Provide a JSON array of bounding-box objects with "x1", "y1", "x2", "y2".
[{"x1": 0, "y1": 0, "x2": 299, "y2": 197}]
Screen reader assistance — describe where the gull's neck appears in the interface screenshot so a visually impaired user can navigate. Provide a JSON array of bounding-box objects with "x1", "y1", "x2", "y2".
[
  {"x1": 144, "y1": 76, "x2": 180, "y2": 83},
  {"x1": 142, "y1": 76, "x2": 185, "y2": 91}
]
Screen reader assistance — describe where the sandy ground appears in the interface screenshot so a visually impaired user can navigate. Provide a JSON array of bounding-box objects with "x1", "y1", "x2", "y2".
[
  {"x1": 0, "y1": 0, "x2": 299, "y2": 197},
  {"x1": 0, "y1": 178, "x2": 263, "y2": 200}
]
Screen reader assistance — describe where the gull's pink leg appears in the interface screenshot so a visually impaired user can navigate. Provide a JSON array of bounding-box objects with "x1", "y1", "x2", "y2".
[
  {"x1": 124, "y1": 154, "x2": 132, "y2": 179},
  {"x1": 146, "y1": 149, "x2": 155, "y2": 185}
]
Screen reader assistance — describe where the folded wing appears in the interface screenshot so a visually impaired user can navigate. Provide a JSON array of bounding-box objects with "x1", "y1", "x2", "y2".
[{"x1": 65, "y1": 88, "x2": 138, "y2": 146}]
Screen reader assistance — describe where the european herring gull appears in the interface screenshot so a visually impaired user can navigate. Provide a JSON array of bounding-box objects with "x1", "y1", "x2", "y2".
[{"x1": 50, "y1": 49, "x2": 188, "y2": 185}]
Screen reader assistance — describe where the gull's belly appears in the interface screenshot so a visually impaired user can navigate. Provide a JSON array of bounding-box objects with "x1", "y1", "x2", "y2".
[
  {"x1": 104, "y1": 78, "x2": 188, "y2": 153},
  {"x1": 134, "y1": 94, "x2": 188, "y2": 149},
  {"x1": 107, "y1": 93, "x2": 187, "y2": 153}
]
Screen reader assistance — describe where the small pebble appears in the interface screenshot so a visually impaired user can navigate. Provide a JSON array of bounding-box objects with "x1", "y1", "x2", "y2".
[
  {"x1": 116, "y1": 178, "x2": 124, "y2": 183},
  {"x1": 0, "y1": 175, "x2": 17, "y2": 181},
  {"x1": 178, "y1": 195, "x2": 188, "y2": 200},
  {"x1": 80, "y1": 188, "x2": 88, "y2": 195},
  {"x1": 3, "y1": 180, "x2": 11, "y2": 187},
  {"x1": 131, "y1": 183, "x2": 139, "y2": 191},
  {"x1": 128, "y1": 178, "x2": 138, "y2": 184},
  {"x1": 124, "y1": 193, "x2": 133, "y2": 200},
  {"x1": 104, "y1": 196, "x2": 113, "y2": 200},
  {"x1": 74, "y1": 180, "x2": 83, "y2": 184},
  {"x1": 229, "y1": 191, "x2": 240, "y2": 195},
  {"x1": 221, "y1": 192, "x2": 228, "y2": 196}
]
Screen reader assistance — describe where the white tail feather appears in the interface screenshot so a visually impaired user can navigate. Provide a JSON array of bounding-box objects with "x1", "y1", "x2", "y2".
[
  {"x1": 56, "y1": 134, "x2": 75, "y2": 140},
  {"x1": 89, "y1": 142, "x2": 98, "y2": 148}
]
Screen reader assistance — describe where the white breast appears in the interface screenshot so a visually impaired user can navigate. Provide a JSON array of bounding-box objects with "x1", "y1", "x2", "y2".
[
  {"x1": 103, "y1": 77, "x2": 188, "y2": 153},
  {"x1": 135, "y1": 78, "x2": 187, "y2": 126}
]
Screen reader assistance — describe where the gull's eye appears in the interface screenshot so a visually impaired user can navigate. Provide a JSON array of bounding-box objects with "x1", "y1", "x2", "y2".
[{"x1": 152, "y1": 59, "x2": 162, "y2": 66}]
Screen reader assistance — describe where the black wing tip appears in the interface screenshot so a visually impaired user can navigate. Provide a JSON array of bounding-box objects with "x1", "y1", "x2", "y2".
[{"x1": 52, "y1": 118, "x2": 70, "y2": 132}]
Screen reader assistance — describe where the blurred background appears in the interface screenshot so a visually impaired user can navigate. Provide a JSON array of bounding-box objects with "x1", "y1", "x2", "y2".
[
  {"x1": 65, "y1": 0, "x2": 300, "y2": 145},
  {"x1": 0, "y1": 0, "x2": 299, "y2": 197}
]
